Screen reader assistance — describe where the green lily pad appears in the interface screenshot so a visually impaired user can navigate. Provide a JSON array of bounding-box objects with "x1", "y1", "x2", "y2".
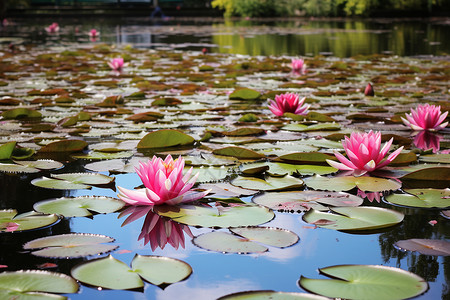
[
  {"x1": 253, "y1": 191, "x2": 363, "y2": 212},
  {"x1": 191, "y1": 166, "x2": 230, "y2": 183},
  {"x1": 241, "y1": 162, "x2": 337, "y2": 176},
  {"x1": 394, "y1": 239, "x2": 450, "y2": 256},
  {"x1": 72, "y1": 151, "x2": 134, "y2": 160},
  {"x1": 230, "y1": 226, "x2": 299, "y2": 248},
  {"x1": 38, "y1": 140, "x2": 88, "y2": 153},
  {"x1": 31, "y1": 177, "x2": 91, "y2": 190},
  {"x1": 1, "y1": 108, "x2": 42, "y2": 119},
  {"x1": 155, "y1": 204, "x2": 274, "y2": 228},
  {"x1": 71, "y1": 254, "x2": 192, "y2": 290},
  {"x1": 276, "y1": 152, "x2": 337, "y2": 165},
  {"x1": 52, "y1": 173, "x2": 115, "y2": 185},
  {"x1": 299, "y1": 264, "x2": 428, "y2": 300},
  {"x1": 33, "y1": 196, "x2": 125, "y2": 217},
  {"x1": 385, "y1": 189, "x2": 450, "y2": 209},
  {"x1": 0, "y1": 210, "x2": 60, "y2": 233},
  {"x1": 198, "y1": 182, "x2": 258, "y2": 198},
  {"x1": 193, "y1": 231, "x2": 268, "y2": 254},
  {"x1": 304, "y1": 175, "x2": 401, "y2": 192},
  {"x1": 282, "y1": 123, "x2": 340, "y2": 132},
  {"x1": 213, "y1": 146, "x2": 265, "y2": 159},
  {"x1": 0, "y1": 141, "x2": 16, "y2": 160},
  {"x1": 0, "y1": 163, "x2": 40, "y2": 174},
  {"x1": 302, "y1": 207, "x2": 404, "y2": 231},
  {"x1": 0, "y1": 270, "x2": 78, "y2": 299},
  {"x1": 229, "y1": 88, "x2": 260, "y2": 100},
  {"x1": 23, "y1": 233, "x2": 118, "y2": 258},
  {"x1": 400, "y1": 167, "x2": 450, "y2": 181},
  {"x1": 420, "y1": 154, "x2": 450, "y2": 164},
  {"x1": 231, "y1": 175, "x2": 304, "y2": 191},
  {"x1": 218, "y1": 290, "x2": 330, "y2": 300},
  {"x1": 137, "y1": 129, "x2": 194, "y2": 149},
  {"x1": 15, "y1": 160, "x2": 64, "y2": 170}
]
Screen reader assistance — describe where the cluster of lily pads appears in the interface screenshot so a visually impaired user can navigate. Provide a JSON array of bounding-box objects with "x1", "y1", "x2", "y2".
[{"x1": 0, "y1": 39, "x2": 449, "y2": 300}]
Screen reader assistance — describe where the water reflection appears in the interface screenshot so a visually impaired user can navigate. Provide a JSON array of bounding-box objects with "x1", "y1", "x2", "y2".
[{"x1": 413, "y1": 130, "x2": 441, "y2": 153}]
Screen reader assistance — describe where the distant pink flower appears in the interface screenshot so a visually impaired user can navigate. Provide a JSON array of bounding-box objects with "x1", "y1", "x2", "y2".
[
  {"x1": 5, "y1": 222, "x2": 19, "y2": 232},
  {"x1": 291, "y1": 58, "x2": 306, "y2": 75},
  {"x1": 45, "y1": 22, "x2": 59, "y2": 33},
  {"x1": 268, "y1": 93, "x2": 310, "y2": 116},
  {"x1": 401, "y1": 104, "x2": 448, "y2": 131},
  {"x1": 117, "y1": 155, "x2": 210, "y2": 206},
  {"x1": 108, "y1": 58, "x2": 124, "y2": 72},
  {"x1": 413, "y1": 130, "x2": 441, "y2": 153},
  {"x1": 326, "y1": 131, "x2": 404, "y2": 176},
  {"x1": 120, "y1": 206, "x2": 193, "y2": 251},
  {"x1": 364, "y1": 83, "x2": 374, "y2": 96},
  {"x1": 89, "y1": 29, "x2": 99, "y2": 38}
]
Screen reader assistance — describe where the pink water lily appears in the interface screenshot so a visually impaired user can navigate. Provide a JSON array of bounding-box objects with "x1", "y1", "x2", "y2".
[
  {"x1": 401, "y1": 104, "x2": 448, "y2": 131},
  {"x1": 45, "y1": 22, "x2": 59, "y2": 33},
  {"x1": 118, "y1": 155, "x2": 210, "y2": 206},
  {"x1": 108, "y1": 57, "x2": 124, "y2": 72},
  {"x1": 268, "y1": 93, "x2": 310, "y2": 116},
  {"x1": 120, "y1": 206, "x2": 193, "y2": 251},
  {"x1": 364, "y1": 83, "x2": 374, "y2": 96},
  {"x1": 291, "y1": 58, "x2": 306, "y2": 75},
  {"x1": 326, "y1": 131, "x2": 403, "y2": 176},
  {"x1": 89, "y1": 29, "x2": 99, "y2": 38}
]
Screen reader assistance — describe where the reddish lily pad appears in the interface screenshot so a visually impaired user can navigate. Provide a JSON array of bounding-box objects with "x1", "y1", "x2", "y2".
[
  {"x1": 38, "y1": 139, "x2": 88, "y2": 153},
  {"x1": 395, "y1": 239, "x2": 450, "y2": 256}
]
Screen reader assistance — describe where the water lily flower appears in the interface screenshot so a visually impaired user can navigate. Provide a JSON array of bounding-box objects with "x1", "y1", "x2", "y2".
[
  {"x1": 413, "y1": 130, "x2": 441, "y2": 153},
  {"x1": 268, "y1": 93, "x2": 310, "y2": 116},
  {"x1": 117, "y1": 155, "x2": 210, "y2": 206},
  {"x1": 401, "y1": 104, "x2": 448, "y2": 131},
  {"x1": 89, "y1": 29, "x2": 99, "y2": 38},
  {"x1": 326, "y1": 131, "x2": 404, "y2": 176},
  {"x1": 291, "y1": 58, "x2": 306, "y2": 75},
  {"x1": 108, "y1": 57, "x2": 124, "y2": 72},
  {"x1": 45, "y1": 22, "x2": 59, "y2": 33},
  {"x1": 364, "y1": 83, "x2": 374, "y2": 96},
  {"x1": 120, "y1": 206, "x2": 193, "y2": 251}
]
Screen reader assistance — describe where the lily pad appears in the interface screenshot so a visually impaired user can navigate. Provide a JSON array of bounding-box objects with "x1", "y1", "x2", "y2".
[
  {"x1": 33, "y1": 196, "x2": 125, "y2": 217},
  {"x1": 385, "y1": 189, "x2": 450, "y2": 209},
  {"x1": 394, "y1": 239, "x2": 450, "y2": 256},
  {"x1": 213, "y1": 146, "x2": 265, "y2": 159},
  {"x1": 420, "y1": 154, "x2": 450, "y2": 164},
  {"x1": 16, "y1": 159, "x2": 64, "y2": 170},
  {"x1": 0, "y1": 141, "x2": 16, "y2": 160},
  {"x1": 38, "y1": 140, "x2": 88, "y2": 153},
  {"x1": 302, "y1": 207, "x2": 404, "y2": 231},
  {"x1": 193, "y1": 231, "x2": 268, "y2": 254},
  {"x1": 299, "y1": 264, "x2": 428, "y2": 300},
  {"x1": 0, "y1": 210, "x2": 60, "y2": 233},
  {"x1": 282, "y1": 123, "x2": 340, "y2": 132},
  {"x1": 231, "y1": 175, "x2": 304, "y2": 191},
  {"x1": 253, "y1": 191, "x2": 363, "y2": 212},
  {"x1": 276, "y1": 152, "x2": 337, "y2": 165},
  {"x1": 71, "y1": 254, "x2": 192, "y2": 290},
  {"x1": 218, "y1": 291, "x2": 330, "y2": 300},
  {"x1": 241, "y1": 162, "x2": 337, "y2": 176},
  {"x1": 31, "y1": 177, "x2": 91, "y2": 190},
  {"x1": 400, "y1": 167, "x2": 450, "y2": 181},
  {"x1": 137, "y1": 129, "x2": 194, "y2": 149},
  {"x1": 0, "y1": 270, "x2": 78, "y2": 299},
  {"x1": 229, "y1": 88, "x2": 260, "y2": 100},
  {"x1": 230, "y1": 226, "x2": 299, "y2": 248},
  {"x1": 52, "y1": 173, "x2": 115, "y2": 185},
  {"x1": 0, "y1": 163, "x2": 40, "y2": 174},
  {"x1": 155, "y1": 204, "x2": 274, "y2": 228},
  {"x1": 304, "y1": 175, "x2": 401, "y2": 192},
  {"x1": 23, "y1": 233, "x2": 118, "y2": 258}
]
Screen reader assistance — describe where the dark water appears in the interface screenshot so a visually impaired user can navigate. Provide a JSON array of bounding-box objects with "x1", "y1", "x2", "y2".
[{"x1": 1, "y1": 17, "x2": 450, "y2": 57}]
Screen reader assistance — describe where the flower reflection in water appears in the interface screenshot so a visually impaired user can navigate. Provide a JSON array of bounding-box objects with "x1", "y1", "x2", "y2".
[
  {"x1": 413, "y1": 130, "x2": 441, "y2": 153},
  {"x1": 119, "y1": 206, "x2": 193, "y2": 251},
  {"x1": 357, "y1": 189, "x2": 382, "y2": 203}
]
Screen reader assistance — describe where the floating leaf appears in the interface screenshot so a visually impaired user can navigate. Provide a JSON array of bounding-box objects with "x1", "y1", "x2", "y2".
[
  {"x1": 137, "y1": 129, "x2": 195, "y2": 149},
  {"x1": 193, "y1": 231, "x2": 268, "y2": 254},
  {"x1": 395, "y1": 239, "x2": 450, "y2": 256},
  {"x1": 400, "y1": 167, "x2": 450, "y2": 181},
  {"x1": 385, "y1": 189, "x2": 450, "y2": 209},
  {"x1": 1, "y1": 108, "x2": 42, "y2": 119},
  {"x1": 253, "y1": 191, "x2": 363, "y2": 212},
  {"x1": 303, "y1": 207, "x2": 404, "y2": 231},
  {"x1": 0, "y1": 141, "x2": 16, "y2": 160},
  {"x1": 304, "y1": 175, "x2": 401, "y2": 192},
  {"x1": 213, "y1": 146, "x2": 265, "y2": 159},
  {"x1": 0, "y1": 163, "x2": 40, "y2": 174},
  {"x1": 420, "y1": 154, "x2": 450, "y2": 164},
  {"x1": 276, "y1": 152, "x2": 337, "y2": 165},
  {"x1": 230, "y1": 226, "x2": 299, "y2": 248},
  {"x1": 0, "y1": 210, "x2": 59, "y2": 233},
  {"x1": 39, "y1": 140, "x2": 88, "y2": 153},
  {"x1": 52, "y1": 173, "x2": 115, "y2": 185},
  {"x1": 299, "y1": 265, "x2": 428, "y2": 300},
  {"x1": 34, "y1": 196, "x2": 125, "y2": 217},
  {"x1": 282, "y1": 123, "x2": 340, "y2": 132},
  {"x1": 155, "y1": 204, "x2": 274, "y2": 228},
  {"x1": 218, "y1": 290, "x2": 330, "y2": 300},
  {"x1": 229, "y1": 88, "x2": 260, "y2": 100},
  {"x1": 198, "y1": 182, "x2": 258, "y2": 198},
  {"x1": 31, "y1": 177, "x2": 91, "y2": 190},
  {"x1": 232, "y1": 175, "x2": 304, "y2": 191},
  {"x1": 24, "y1": 233, "x2": 118, "y2": 258},
  {"x1": 0, "y1": 270, "x2": 78, "y2": 299},
  {"x1": 15, "y1": 159, "x2": 64, "y2": 170},
  {"x1": 241, "y1": 162, "x2": 337, "y2": 176},
  {"x1": 72, "y1": 151, "x2": 133, "y2": 160}
]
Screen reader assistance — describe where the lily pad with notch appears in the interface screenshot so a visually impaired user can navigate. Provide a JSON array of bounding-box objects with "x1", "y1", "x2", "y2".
[
  {"x1": 304, "y1": 175, "x2": 401, "y2": 192},
  {"x1": 0, "y1": 209, "x2": 60, "y2": 233},
  {"x1": 385, "y1": 188, "x2": 450, "y2": 209}
]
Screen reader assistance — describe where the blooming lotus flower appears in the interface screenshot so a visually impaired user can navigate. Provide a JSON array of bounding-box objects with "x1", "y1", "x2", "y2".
[
  {"x1": 89, "y1": 29, "x2": 99, "y2": 38},
  {"x1": 413, "y1": 130, "x2": 441, "y2": 153},
  {"x1": 118, "y1": 155, "x2": 210, "y2": 206},
  {"x1": 45, "y1": 22, "x2": 59, "y2": 33},
  {"x1": 401, "y1": 104, "x2": 448, "y2": 131},
  {"x1": 326, "y1": 131, "x2": 403, "y2": 176},
  {"x1": 268, "y1": 93, "x2": 310, "y2": 117},
  {"x1": 108, "y1": 58, "x2": 124, "y2": 72},
  {"x1": 120, "y1": 206, "x2": 193, "y2": 251},
  {"x1": 291, "y1": 58, "x2": 306, "y2": 75},
  {"x1": 364, "y1": 83, "x2": 374, "y2": 96}
]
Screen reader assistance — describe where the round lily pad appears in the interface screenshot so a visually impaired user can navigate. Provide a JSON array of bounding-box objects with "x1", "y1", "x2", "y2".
[
  {"x1": 23, "y1": 233, "x2": 118, "y2": 258},
  {"x1": 302, "y1": 207, "x2": 404, "y2": 231},
  {"x1": 0, "y1": 163, "x2": 40, "y2": 174},
  {"x1": 230, "y1": 226, "x2": 299, "y2": 248},
  {"x1": 231, "y1": 175, "x2": 304, "y2": 191},
  {"x1": 31, "y1": 177, "x2": 91, "y2": 190},
  {"x1": 193, "y1": 231, "x2": 268, "y2": 254},
  {"x1": 395, "y1": 239, "x2": 450, "y2": 256},
  {"x1": 33, "y1": 196, "x2": 125, "y2": 217},
  {"x1": 154, "y1": 204, "x2": 274, "y2": 228},
  {"x1": 0, "y1": 270, "x2": 78, "y2": 299},
  {"x1": 253, "y1": 191, "x2": 363, "y2": 212},
  {"x1": 218, "y1": 290, "x2": 330, "y2": 300},
  {"x1": 51, "y1": 173, "x2": 115, "y2": 185},
  {"x1": 385, "y1": 189, "x2": 450, "y2": 209},
  {"x1": 15, "y1": 159, "x2": 64, "y2": 170},
  {"x1": 137, "y1": 129, "x2": 194, "y2": 149},
  {"x1": 304, "y1": 175, "x2": 401, "y2": 192},
  {"x1": 299, "y1": 264, "x2": 428, "y2": 300},
  {"x1": 241, "y1": 162, "x2": 337, "y2": 176},
  {"x1": 0, "y1": 210, "x2": 60, "y2": 233}
]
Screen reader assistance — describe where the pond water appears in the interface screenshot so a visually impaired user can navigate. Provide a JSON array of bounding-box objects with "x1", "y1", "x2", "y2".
[{"x1": 0, "y1": 17, "x2": 449, "y2": 300}]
